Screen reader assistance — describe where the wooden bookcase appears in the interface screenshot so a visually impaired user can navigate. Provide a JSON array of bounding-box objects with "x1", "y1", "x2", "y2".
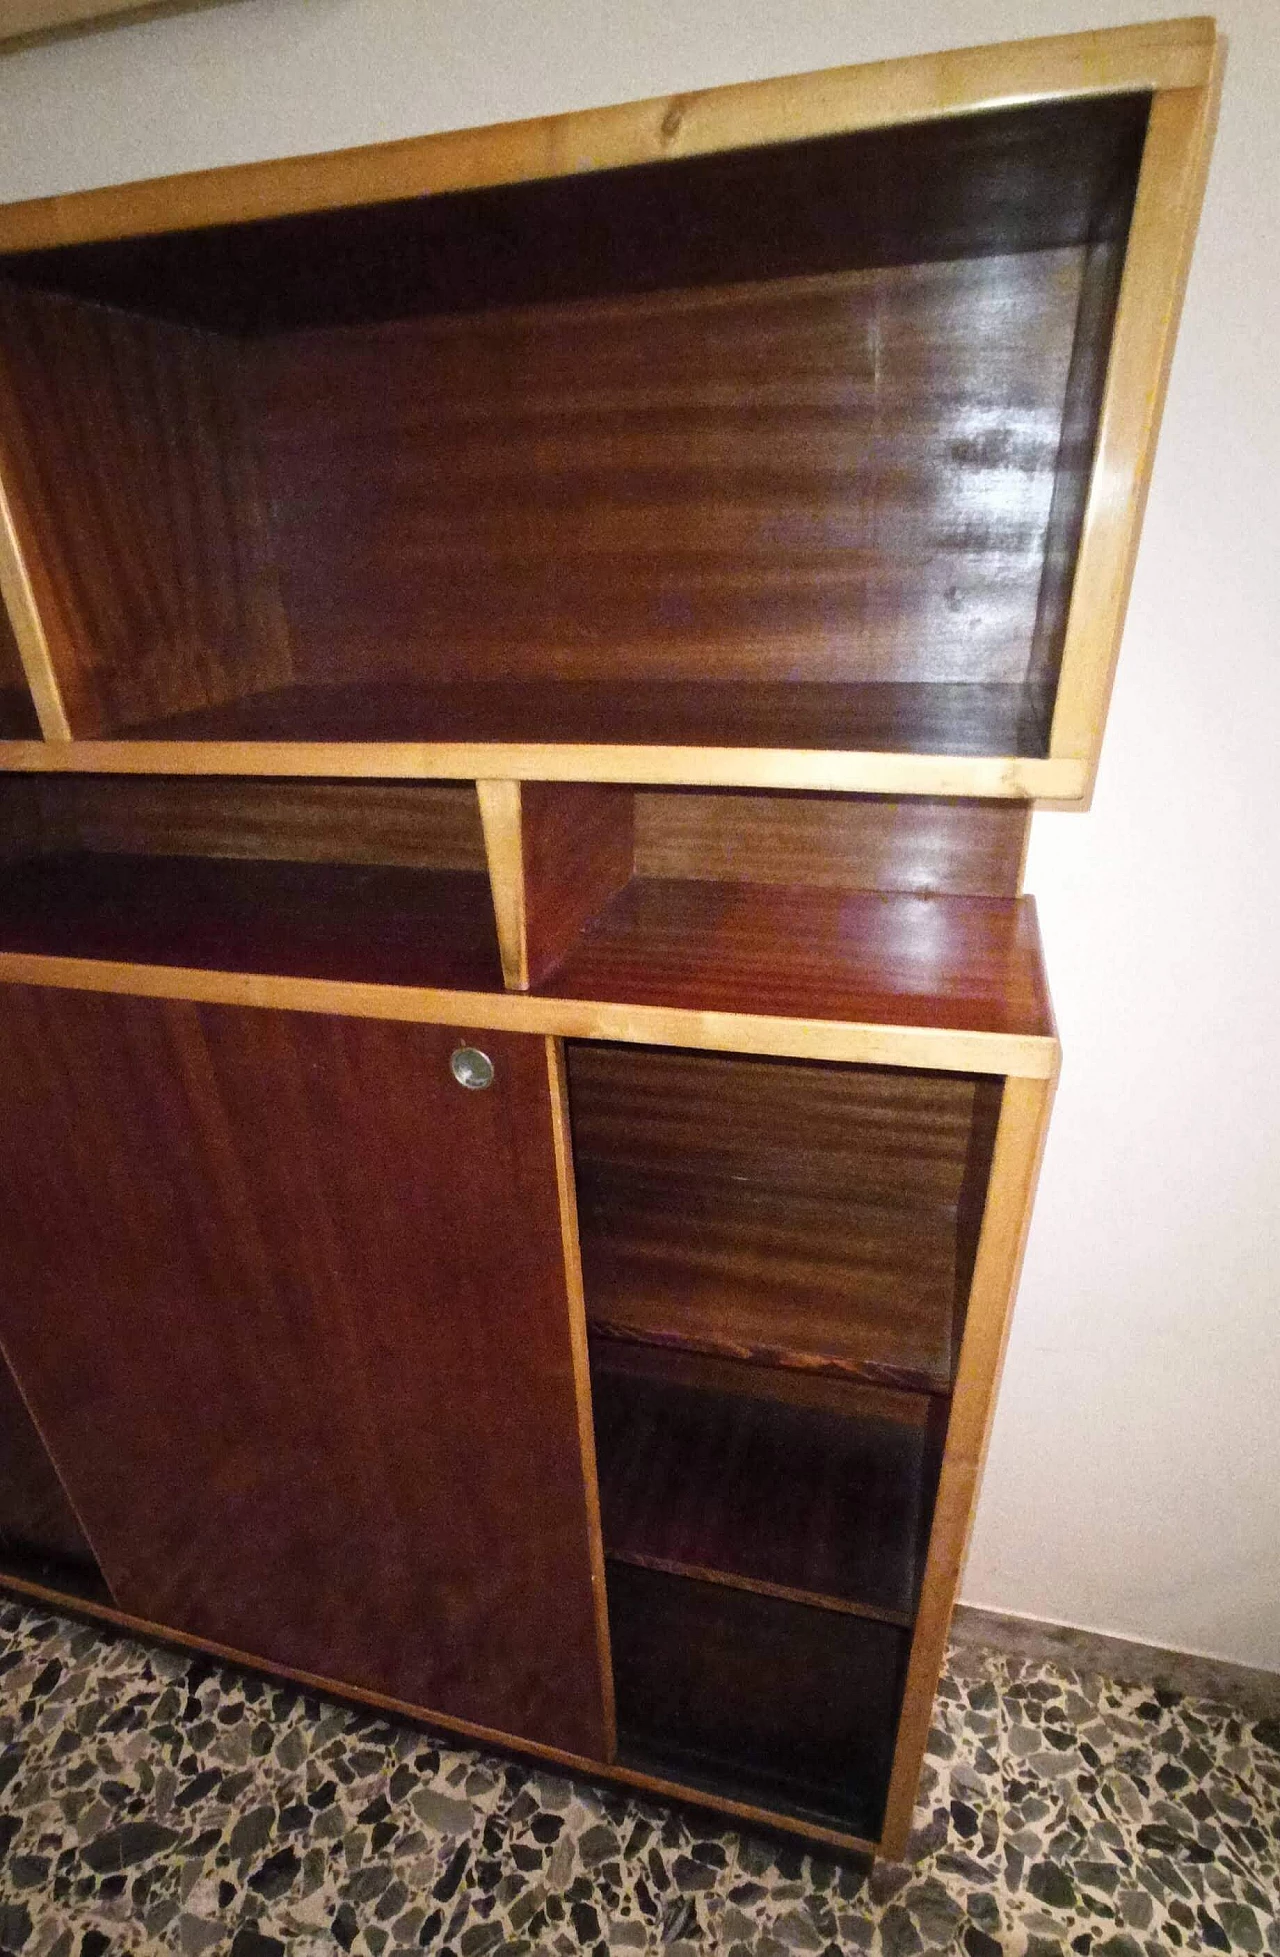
[{"x1": 0, "y1": 20, "x2": 1217, "y2": 1859}]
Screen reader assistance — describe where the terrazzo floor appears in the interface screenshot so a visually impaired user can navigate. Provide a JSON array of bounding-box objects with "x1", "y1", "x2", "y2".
[{"x1": 0, "y1": 1596, "x2": 1274, "y2": 1955}]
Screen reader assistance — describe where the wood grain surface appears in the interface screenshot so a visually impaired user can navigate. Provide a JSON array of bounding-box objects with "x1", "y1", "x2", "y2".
[
  {"x1": 609, "y1": 1562, "x2": 908, "y2": 1838},
  {"x1": 569, "y1": 1045, "x2": 1001, "y2": 1393},
  {"x1": 633, "y1": 790, "x2": 1029, "y2": 897},
  {"x1": 245, "y1": 252, "x2": 1086, "y2": 702},
  {"x1": 114, "y1": 678, "x2": 1055, "y2": 761},
  {"x1": 545, "y1": 882, "x2": 1054, "y2": 1039},
  {"x1": 592, "y1": 1353, "x2": 935, "y2": 1621},
  {"x1": 0, "y1": 988, "x2": 610, "y2": 1757},
  {"x1": 0, "y1": 286, "x2": 291, "y2": 736},
  {"x1": 0, "y1": 774, "x2": 487, "y2": 869},
  {"x1": 0, "y1": 854, "x2": 504, "y2": 993}
]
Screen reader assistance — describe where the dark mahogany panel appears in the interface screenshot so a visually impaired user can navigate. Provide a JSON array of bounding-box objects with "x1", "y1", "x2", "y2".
[
  {"x1": 0, "y1": 988, "x2": 607, "y2": 1758},
  {"x1": 546, "y1": 882, "x2": 1054, "y2": 1039}
]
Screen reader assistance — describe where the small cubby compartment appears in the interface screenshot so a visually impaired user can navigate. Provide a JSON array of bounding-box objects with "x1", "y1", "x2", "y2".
[
  {"x1": 0, "y1": 774, "x2": 504, "y2": 990},
  {"x1": 568, "y1": 1040, "x2": 1003, "y2": 1393},
  {"x1": 0, "y1": 92, "x2": 1148, "y2": 752},
  {"x1": 608, "y1": 1562, "x2": 909, "y2": 1839},
  {"x1": 592, "y1": 1342, "x2": 943, "y2": 1623}
]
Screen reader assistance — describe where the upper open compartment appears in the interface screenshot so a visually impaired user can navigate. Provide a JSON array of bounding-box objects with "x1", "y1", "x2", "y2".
[{"x1": 0, "y1": 21, "x2": 1218, "y2": 795}]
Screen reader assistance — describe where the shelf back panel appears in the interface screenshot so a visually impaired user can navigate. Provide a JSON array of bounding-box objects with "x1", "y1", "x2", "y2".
[
  {"x1": 632, "y1": 789, "x2": 1028, "y2": 897},
  {"x1": 0, "y1": 774, "x2": 487, "y2": 871},
  {"x1": 569, "y1": 1043, "x2": 1003, "y2": 1392},
  {"x1": 254, "y1": 250, "x2": 1087, "y2": 700},
  {"x1": 0, "y1": 287, "x2": 292, "y2": 738}
]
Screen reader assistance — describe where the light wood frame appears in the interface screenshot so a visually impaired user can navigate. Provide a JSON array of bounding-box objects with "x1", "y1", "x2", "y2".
[{"x1": 0, "y1": 17, "x2": 1220, "y2": 801}]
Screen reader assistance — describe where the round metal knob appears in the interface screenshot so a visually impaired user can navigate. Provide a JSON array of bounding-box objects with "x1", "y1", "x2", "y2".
[{"x1": 450, "y1": 1045, "x2": 494, "y2": 1091}]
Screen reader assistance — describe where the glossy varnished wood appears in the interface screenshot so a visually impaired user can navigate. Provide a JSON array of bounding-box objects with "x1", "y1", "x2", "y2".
[
  {"x1": 109, "y1": 678, "x2": 1056, "y2": 761},
  {"x1": 545, "y1": 881, "x2": 1054, "y2": 1040},
  {"x1": 0, "y1": 854, "x2": 503, "y2": 993},
  {"x1": 0, "y1": 989, "x2": 609, "y2": 1757},
  {"x1": 633, "y1": 791, "x2": 1029, "y2": 897},
  {"x1": 0, "y1": 286, "x2": 291, "y2": 736},
  {"x1": 519, "y1": 785, "x2": 635, "y2": 989},
  {"x1": 478, "y1": 780, "x2": 635, "y2": 992},
  {"x1": 569, "y1": 1044, "x2": 1003, "y2": 1392},
  {"x1": 591, "y1": 1347, "x2": 935, "y2": 1622},
  {"x1": 609, "y1": 1563, "x2": 908, "y2": 1839},
  {"x1": 243, "y1": 252, "x2": 1088, "y2": 706},
  {"x1": 0, "y1": 774, "x2": 487, "y2": 868}
]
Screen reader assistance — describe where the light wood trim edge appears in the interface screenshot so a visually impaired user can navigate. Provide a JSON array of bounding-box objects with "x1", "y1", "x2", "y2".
[
  {"x1": 0, "y1": 952, "x2": 1060, "y2": 1077},
  {"x1": 476, "y1": 778, "x2": 529, "y2": 989},
  {"x1": 1049, "y1": 60, "x2": 1222, "y2": 780},
  {"x1": 878, "y1": 1071, "x2": 1057, "y2": 1858},
  {"x1": 0, "y1": 19, "x2": 1215, "y2": 252},
  {"x1": 0, "y1": 470, "x2": 71, "y2": 740},
  {"x1": 0, "y1": 739, "x2": 1090, "y2": 801},
  {"x1": 546, "y1": 1035, "x2": 617, "y2": 1761},
  {"x1": 0, "y1": 1568, "x2": 875, "y2": 1855}
]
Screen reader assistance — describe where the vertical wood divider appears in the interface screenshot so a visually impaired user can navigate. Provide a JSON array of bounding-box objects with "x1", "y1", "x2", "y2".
[
  {"x1": 0, "y1": 464, "x2": 70, "y2": 740},
  {"x1": 546, "y1": 1033, "x2": 617, "y2": 1763},
  {"x1": 477, "y1": 779, "x2": 529, "y2": 990},
  {"x1": 878, "y1": 1068, "x2": 1057, "y2": 1858},
  {"x1": 1049, "y1": 62, "x2": 1222, "y2": 783},
  {"x1": 479, "y1": 779, "x2": 636, "y2": 992}
]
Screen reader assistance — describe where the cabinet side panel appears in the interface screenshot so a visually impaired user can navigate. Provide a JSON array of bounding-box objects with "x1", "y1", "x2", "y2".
[
  {"x1": 0, "y1": 987, "x2": 609, "y2": 1760},
  {"x1": 879, "y1": 1072, "x2": 1054, "y2": 1856},
  {"x1": 0, "y1": 287, "x2": 293, "y2": 736}
]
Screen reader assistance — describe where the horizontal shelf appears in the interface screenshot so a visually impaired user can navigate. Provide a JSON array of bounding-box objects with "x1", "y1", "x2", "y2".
[
  {"x1": 592, "y1": 1357, "x2": 935, "y2": 1621},
  {"x1": 109, "y1": 679, "x2": 1052, "y2": 760},
  {"x1": 547, "y1": 879, "x2": 1054, "y2": 1042},
  {"x1": 0, "y1": 855, "x2": 504, "y2": 993}
]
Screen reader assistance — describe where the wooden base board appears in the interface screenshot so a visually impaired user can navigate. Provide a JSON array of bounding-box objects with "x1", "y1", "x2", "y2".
[{"x1": 951, "y1": 1603, "x2": 1280, "y2": 1721}]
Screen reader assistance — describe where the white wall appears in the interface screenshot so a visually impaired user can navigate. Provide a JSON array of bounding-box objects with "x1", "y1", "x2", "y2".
[{"x1": 1, "y1": 0, "x2": 1276, "y2": 1669}]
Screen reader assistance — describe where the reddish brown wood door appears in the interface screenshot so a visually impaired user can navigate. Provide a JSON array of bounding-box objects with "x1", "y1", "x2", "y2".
[{"x1": 0, "y1": 985, "x2": 608, "y2": 1759}]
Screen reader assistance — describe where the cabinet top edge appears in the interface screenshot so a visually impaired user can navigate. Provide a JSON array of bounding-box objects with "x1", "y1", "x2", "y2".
[{"x1": 0, "y1": 16, "x2": 1217, "y2": 256}]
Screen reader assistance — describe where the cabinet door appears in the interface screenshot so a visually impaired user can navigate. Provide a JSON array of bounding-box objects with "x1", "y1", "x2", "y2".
[{"x1": 0, "y1": 986, "x2": 608, "y2": 1759}]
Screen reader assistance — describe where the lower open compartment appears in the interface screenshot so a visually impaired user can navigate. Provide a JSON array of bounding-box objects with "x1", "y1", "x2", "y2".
[{"x1": 608, "y1": 1562, "x2": 909, "y2": 1839}]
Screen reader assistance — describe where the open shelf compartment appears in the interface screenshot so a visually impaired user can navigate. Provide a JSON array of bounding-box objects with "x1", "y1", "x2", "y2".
[
  {"x1": 592, "y1": 1342, "x2": 942, "y2": 1624},
  {"x1": 609, "y1": 1562, "x2": 909, "y2": 1842},
  {"x1": 0, "y1": 774, "x2": 504, "y2": 993},
  {"x1": 569, "y1": 1041, "x2": 1004, "y2": 1394},
  {"x1": 0, "y1": 92, "x2": 1148, "y2": 767}
]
